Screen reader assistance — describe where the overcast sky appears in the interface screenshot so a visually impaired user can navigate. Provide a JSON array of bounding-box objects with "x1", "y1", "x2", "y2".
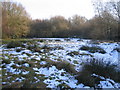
[{"x1": 13, "y1": 0, "x2": 95, "y2": 20}]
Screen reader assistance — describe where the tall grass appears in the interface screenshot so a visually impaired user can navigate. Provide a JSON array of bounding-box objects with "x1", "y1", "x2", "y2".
[
  {"x1": 76, "y1": 58, "x2": 120, "y2": 88},
  {"x1": 80, "y1": 46, "x2": 106, "y2": 54}
]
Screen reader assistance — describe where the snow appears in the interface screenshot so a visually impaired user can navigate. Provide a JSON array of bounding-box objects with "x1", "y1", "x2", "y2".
[
  {"x1": 40, "y1": 66, "x2": 85, "y2": 88},
  {"x1": 2, "y1": 82, "x2": 7, "y2": 84},
  {"x1": 15, "y1": 77, "x2": 25, "y2": 82},
  {"x1": 99, "y1": 81, "x2": 114, "y2": 88},
  {"x1": 92, "y1": 73, "x2": 120, "y2": 88},
  {"x1": 40, "y1": 61, "x2": 47, "y2": 65},
  {"x1": 22, "y1": 71, "x2": 29, "y2": 75},
  {"x1": 23, "y1": 63, "x2": 29, "y2": 67},
  {"x1": 1, "y1": 38, "x2": 120, "y2": 88}
]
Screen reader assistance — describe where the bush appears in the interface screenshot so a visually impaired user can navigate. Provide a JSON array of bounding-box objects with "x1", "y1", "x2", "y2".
[
  {"x1": 42, "y1": 45, "x2": 51, "y2": 49},
  {"x1": 64, "y1": 38, "x2": 70, "y2": 41},
  {"x1": 2, "y1": 58, "x2": 11, "y2": 64},
  {"x1": 113, "y1": 47, "x2": 120, "y2": 52},
  {"x1": 80, "y1": 46, "x2": 106, "y2": 54},
  {"x1": 16, "y1": 48, "x2": 22, "y2": 52},
  {"x1": 82, "y1": 59, "x2": 118, "y2": 78},
  {"x1": 43, "y1": 60, "x2": 77, "y2": 74},
  {"x1": 55, "y1": 61, "x2": 77, "y2": 74},
  {"x1": 89, "y1": 40, "x2": 100, "y2": 44},
  {"x1": 79, "y1": 53, "x2": 93, "y2": 57},
  {"x1": 76, "y1": 70, "x2": 101, "y2": 88},
  {"x1": 80, "y1": 46, "x2": 90, "y2": 51},
  {"x1": 27, "y1": 44, "x2": 42, "y2": 53},
  {"x1": 6, "y1": 41, "x2": 23, "y2": 48},
  {"x1": 55, "y1": 39, "x2": 61, "y2": 41},
  {"x1": 27, "y1": 44, "x2": 37, "y2": 50},
  {"x1": 2, "y1": 82, "x2": 23, "y2": 88},
  {"x1": 57, "y1": 82, "x2": 71, "y2": 89},
  {"x1": 33, "y1": 47, "x2": 42, "y2": 53},
  {"x1": 76, "y1": 58, "x2": 120, "y2": 87},
  {"x1": 52, "y1": 46, "x2": 64, "y2": 50},
  {"x1": 67, "y1": 51, "x2": 79, "y2": 56},
  {"x1": 37, "y1": 39, "x2": 44, "y2": 42}
]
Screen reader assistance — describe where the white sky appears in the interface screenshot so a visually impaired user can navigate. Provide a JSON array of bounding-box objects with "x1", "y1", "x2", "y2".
[{"x1": 12, "y1": 0, "x2": 95, "y2": 20}]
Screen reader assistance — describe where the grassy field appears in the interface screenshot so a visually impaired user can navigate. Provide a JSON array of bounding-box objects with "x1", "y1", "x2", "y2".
[{"x1": 1, "y1": 38, "x2": 120, "y2": 89}]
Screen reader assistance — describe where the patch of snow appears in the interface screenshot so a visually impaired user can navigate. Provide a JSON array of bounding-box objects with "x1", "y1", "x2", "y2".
[
  {"x1": 40, "y1": 61, "x2": 47, "y2": 65},
  {"x1": 98, "y1": 81, "x2": 114, "y2": 88},
  {"x1": 23, "y1": 63, "x2": 29, "y2": 67},
  {"x1": 15, "y1": 77, "x2": 25, "y2": 82},
  {"x1": 22, "y1": 71, "x2": 29, "y2": 75},
  {"x1": 2, "y1": 82, "x2": 7, "y2": 84}
]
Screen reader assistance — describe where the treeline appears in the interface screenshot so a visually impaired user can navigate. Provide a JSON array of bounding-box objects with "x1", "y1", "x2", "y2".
[
  {"x1": 2, "y1": 1, "x2": 120, "y2": 40},
  {"x1": 28, "y1": 14, "x2": 118, "y2": 40}
]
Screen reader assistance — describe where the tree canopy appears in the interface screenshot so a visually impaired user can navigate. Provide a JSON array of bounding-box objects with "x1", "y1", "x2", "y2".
[
  {"x1": 2, "y1": 0, "x2": 119, "y2": 40},
  {"x1": 2, "y1": 2, "x2": 30, "y2": 39}
]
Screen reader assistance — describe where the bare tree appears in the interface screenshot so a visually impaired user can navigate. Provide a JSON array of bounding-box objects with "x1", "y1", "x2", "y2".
[
  {"x1": 92, "y1": 0, "x2": 119, "y2": 40},
  {"x1": 108, "y1": 0, "x2": 120, "y2": 40}
]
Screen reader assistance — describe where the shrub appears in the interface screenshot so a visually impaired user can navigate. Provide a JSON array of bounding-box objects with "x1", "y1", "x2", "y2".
[
  {"x1": 64, "y1": 38, "x2": 70, "y2": 41},
  {"x1": 16, "y1": 48, "x2": 22, "y2": 52},
  {"x1": 77, "y1": 39, "x2": 83, "y2": 41},
  {"x1": 27, "y1": 44, "x2": 42, "y2": 53},
  {"x1": 38, "y1": 39, "x2": 44, "y2": 42},
  {"x1": 43, "y1": 60, "x2": 77, "y2": 74},
  {"x1": 113, "y1": 47, "x2": 120, "y2": 52},
  {"x1": 67, "y1": 51, "x2": 79, "y2": 56},
  {"x1": 30, "y1": 82, "x2": 47, "y2": 88},
  {"x1": 57, "y1": 82, "x2": 71, "y2": 89},
  {"x1": 25, "y1": 53, "x2": 32, "y2": 56},
  {"x1": 76, "y1": 70, "x2": 101, "y2": 88},
  {"x1": 80, "y1": 46, "x2": 106, "y2": 54},
  {"x1": 89, "y1": 40, "x2": 100, "y2": 44},
  {"x1": 33, "y1": 47, "x2": 42, "y2": 53},
  {"x1": 32, "y1": 39, "x2": 45, "y2": 42},
  {"x1": 82, "y1": 59, "x2": 117, "y2": 78},
  {"x1": 55, "y1": 39, "x2": 61, "y2": 41},
  {"x1": 27, "y1": 44, "x2": 37, "y2": 50},
  {"x1": 17, "y1": 60, "x2": 28, "y2": 65},
  {"x1": 41, "y1": 59, "x2": 56, "y2": 68},
  {"x1": 42, "y1": 45, "x2": 51, "y2": 50},
  {"x1": 19, "y1": 40, "x2": 29, "y2": 43},
  {"x1": 41, "y1": 45, "x2": 53, "y2": 53},
  {"x1": 80, "y1": 46, "x2": 90, "y2": 50},
  {"x1": 52, "y1": 46, "x2": 64, "y2": 50},
  {"x1": 2, "y1": 82, "x2": 23, "y2": 88},
  {"x1": 76, "y1": 58, "x2": 120, "y2": 88},
  {"x1": 2, "y1": 58, "x2": 11, "y2": 64},
  {"x1": 55, "y1": 61, "x2": 77, "y2": 74},
  {"x1": 6, "y1": 41, "x2": 22, "y2": 48},
  {"x1": 79, "y1": 53, "x2": 93, "y2": 57},
  {"x1": 41, "y1": 58, "x2": 47, "y2": 61},
  {"x1": 73, "y1": 60, "x2": 79, "y2": 64}
]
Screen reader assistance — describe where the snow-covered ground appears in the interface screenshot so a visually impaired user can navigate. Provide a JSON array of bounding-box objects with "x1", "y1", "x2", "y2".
[{"x1": 1, "y1": 38, "x2": 120, "y2": 88}]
